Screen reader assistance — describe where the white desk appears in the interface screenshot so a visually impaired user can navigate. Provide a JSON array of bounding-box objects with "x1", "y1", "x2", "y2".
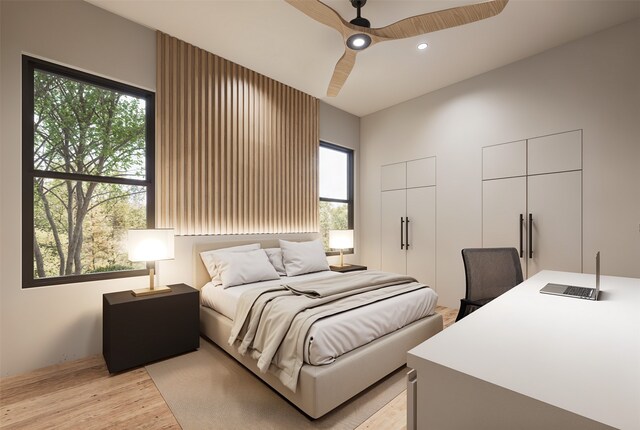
[{"x1": 407, "y1": 270, "x2": 640, "y2": 430}]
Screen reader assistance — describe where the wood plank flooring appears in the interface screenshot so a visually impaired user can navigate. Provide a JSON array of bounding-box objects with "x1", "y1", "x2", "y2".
[
  {"x1": 0, "y1": 306, "x2": 457, "y2": 430},
  {"x1": 0, "y1": 356, "x2": 179, "y2": 429}
]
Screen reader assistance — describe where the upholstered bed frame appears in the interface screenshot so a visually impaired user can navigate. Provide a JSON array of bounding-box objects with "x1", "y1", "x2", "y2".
[{"x1": 194, "y1": 239, "x2": 443, "y2": 419}]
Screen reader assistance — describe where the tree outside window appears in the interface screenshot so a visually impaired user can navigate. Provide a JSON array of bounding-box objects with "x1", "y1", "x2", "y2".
[
  {"x1": 319, "y1": 142, "x2": 354, "y2": 252},
  {"x1": 23, "y1": 57, "x2": 154, "y2": 287}
]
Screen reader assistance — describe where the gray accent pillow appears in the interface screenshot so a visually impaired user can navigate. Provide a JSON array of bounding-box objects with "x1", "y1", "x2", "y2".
[
  {"x1": 200, "y1": 243, "x2": 260, "y2": 283},
  {"x1": 212, "y1": 248, "x2": 280, "y2": 288},
  {"x1": 279, "y1": 239, "x2": 330, "y2": 277},
  {"x1": 264, "y1": 248, "x2": 287, "y2": 276}
]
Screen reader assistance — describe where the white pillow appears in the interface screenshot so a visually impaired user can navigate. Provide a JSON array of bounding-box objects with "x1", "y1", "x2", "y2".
[
  {"x1": 213, "y1": 249, "x2": 279, "y2": 288},
  {"x1": 200, "y1": 243, "x2": 260, "y2": 281},
  {"x1": 279, "y1": 239, "x2": 330, "y2": 277},
  {"x1": 264, "y1": 248, "x2": 287, "y2": 276}
]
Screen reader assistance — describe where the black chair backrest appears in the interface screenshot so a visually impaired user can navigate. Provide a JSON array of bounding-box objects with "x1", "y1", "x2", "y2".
[{"x1": 462, "y1": 248, "x2": 523, "y2": 302}]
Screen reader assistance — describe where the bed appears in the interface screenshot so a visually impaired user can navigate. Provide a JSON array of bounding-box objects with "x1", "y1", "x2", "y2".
[{"x1": 194, "y1": 239, "x2": 443, "y2": 419}]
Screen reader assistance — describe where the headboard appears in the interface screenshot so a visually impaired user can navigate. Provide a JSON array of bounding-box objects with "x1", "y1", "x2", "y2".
[{"x1": 193, "y1": 234, "x2": 319, "y2": 289}]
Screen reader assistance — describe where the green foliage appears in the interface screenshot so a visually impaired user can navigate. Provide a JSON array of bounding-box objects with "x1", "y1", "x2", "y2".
[
  {"x1": 32, "y1": 70, "x2": 148, "y2": 279},
  {"x1": 319, "y1": 201, "x2": 348, "y2": 250},
  {"x1": 89, "y1": 264, "x2": 137, "y2": 274},
  {"x1": 33, "y1": 70, "x2": 146, "y2": 178}
]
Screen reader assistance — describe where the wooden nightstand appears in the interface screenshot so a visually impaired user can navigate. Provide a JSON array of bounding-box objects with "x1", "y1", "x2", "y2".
[
  {"x1": 330, "y1": 264, "x2": 367, "y2": 273},
  {"x1": 103, "y1": 283, "x2": 199, "y2": 373}
]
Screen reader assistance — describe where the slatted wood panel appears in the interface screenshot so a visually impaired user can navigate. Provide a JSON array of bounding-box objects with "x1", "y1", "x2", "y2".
[{"x1": 156, "y1": 32, "x2": 319, "y2": 235}]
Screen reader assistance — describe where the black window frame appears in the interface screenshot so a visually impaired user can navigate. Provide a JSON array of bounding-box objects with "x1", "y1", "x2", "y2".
[
  {"x1": 319, "y1": 141, "x2": 354, "y2": 256},
  {"x1": 22, "y1": 55, "x2": 155, "y2": 288}
]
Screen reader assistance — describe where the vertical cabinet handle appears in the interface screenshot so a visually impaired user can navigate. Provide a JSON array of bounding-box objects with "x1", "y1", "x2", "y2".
[
  {"x1": 528, "y1": 213, "x2": 533, "y2": 259},
  {"x1": 519, "y1": 214, "x2": 524, "y2": 258},
  {"x1": 405, "y1": 217, "x2": 410, "y2": 249},
  {"x1": 400, "y1": 217, "x2": 405, "y2": 249},
  {"x1": 407, "y1": 369, "x2": 418, "y2": 430}
]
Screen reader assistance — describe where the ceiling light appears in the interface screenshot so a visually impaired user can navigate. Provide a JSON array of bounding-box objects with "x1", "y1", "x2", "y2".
[
  {"x1": 347, "y1": 33, "x2": 371, "y2": 51},
  {"x1": 417, "y1": 43, "x2": 428, "y2": 50}
]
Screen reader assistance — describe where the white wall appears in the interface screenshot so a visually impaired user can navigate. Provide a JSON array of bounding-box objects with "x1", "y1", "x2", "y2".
[
  {"x1": 320, "y1": 101, "x2": 360, "y2": 152},
  {"x1": 0, "y1": 0, "x2": 158, "y2": 377},
  {"x1": 0, "y1": 2, "x2": 360, "y2": 377},
  {"x1": 359, "y1": 19, "x2": 640, "y2": 308},
  {"x1": 319, "y1": 101, "x2": 361, "y2": 266},
  {"x1": 0, "y1": 0, "x2": 156, "y2": 377}
]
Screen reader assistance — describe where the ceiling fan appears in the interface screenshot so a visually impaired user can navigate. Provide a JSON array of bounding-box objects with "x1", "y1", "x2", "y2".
[{"x1": 285, "y1": 0, "x2": 509, "y2": 97}]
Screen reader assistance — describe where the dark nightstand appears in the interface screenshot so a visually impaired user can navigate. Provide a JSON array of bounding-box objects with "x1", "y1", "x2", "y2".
[
  {"x1": 330, "y1": 264, "x2": 367, "y2": 273},
  {"x1": 103, "y1": 283, "x2": 199, "y2": 373}
]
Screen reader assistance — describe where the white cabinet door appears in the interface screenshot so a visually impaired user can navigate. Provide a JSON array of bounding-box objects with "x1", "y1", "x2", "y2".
[
  {"x1": 407, "y1": 157, "x2": 436, "y2": 188},
  {"x1": 483, "y1": 177, "x2": 527, "y2": 276},
  {"x1": 527, "y1": 170, "x2": 582, "y2": 276},
  {"x1": 528, "y1": 130, "x2": 582, "y2": 175},
  {"x1": 381, "y1": 163, "x2": 406, "y2": 191},
  {"x1": 482, "y1": 140, "x2": 527, "y2": 180},
  {"x1": 406, "y1": 187, "x2": 436, "y2": 289},
  {"x1": 381, "y1": 189, "x2": 407, "y2": 274}
]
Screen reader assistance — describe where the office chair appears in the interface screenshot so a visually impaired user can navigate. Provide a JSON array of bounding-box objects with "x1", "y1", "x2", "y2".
[{"x1": 456, "y1": 247, "x2": 523, "y2": 322}]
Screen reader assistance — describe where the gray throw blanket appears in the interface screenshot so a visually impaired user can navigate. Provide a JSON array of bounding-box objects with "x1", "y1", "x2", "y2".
[
  {"x1": 282, "y1": 271, "x2": 416, "y2": 298},
  {"x1": 228, "y1": 271, "x2": 427, "y2": 392}
]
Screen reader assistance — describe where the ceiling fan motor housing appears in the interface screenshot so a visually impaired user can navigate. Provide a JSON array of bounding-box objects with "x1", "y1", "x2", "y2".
[{"x1": 349, "y1": 0, "x2": 371, "y2": 28}]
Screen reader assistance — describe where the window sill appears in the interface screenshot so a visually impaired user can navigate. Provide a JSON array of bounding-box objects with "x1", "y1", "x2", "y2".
[
  {"x1": 23, "y1": 268, "x2": 149, "y2": 289},
  {"x1": 325, "y1": 249, "x2": 355, "y2": 257}
]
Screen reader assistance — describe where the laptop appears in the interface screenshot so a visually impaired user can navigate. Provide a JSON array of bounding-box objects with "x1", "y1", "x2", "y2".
[{"x1": 539, "y1": 252, "x2": 601, "y2": 300}]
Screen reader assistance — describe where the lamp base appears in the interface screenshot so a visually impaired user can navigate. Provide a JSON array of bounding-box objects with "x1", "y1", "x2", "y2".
[
  {"x1": 131, "y1": 285, "x2": 172, "y2": 297},
  {"x1": 331, "y1": 263, "x2": 352, "y2": 268}
]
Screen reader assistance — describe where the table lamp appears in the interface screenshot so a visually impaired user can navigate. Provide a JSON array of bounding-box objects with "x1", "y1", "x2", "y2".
[
  {"x1": 127, "y1": 228, "x2": 175, "y2": 297},
  {"x1": 329, "y1": 229, "x2": 353, "y2": 268}
]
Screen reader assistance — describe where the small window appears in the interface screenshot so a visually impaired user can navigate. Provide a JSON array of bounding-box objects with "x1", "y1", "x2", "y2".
[
  {"x1": 319, "y1": 142, "x2": 354, "y2": 253},
  {"x1": 22, "y1": 56, "x2": 155, "y2": 287}
]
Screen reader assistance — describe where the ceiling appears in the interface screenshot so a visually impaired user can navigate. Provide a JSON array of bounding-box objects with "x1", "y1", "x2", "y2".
[{"x1": 85, "y1": 0, "x2": 640, "y2": 117}]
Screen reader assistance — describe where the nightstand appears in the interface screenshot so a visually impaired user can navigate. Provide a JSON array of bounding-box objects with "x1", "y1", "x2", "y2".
[
  {"x1": 103, "y1": 283, "x2": 199, "y2": 373},
  {"x1": 330, "y1": 264, "x2": 367, "y2": 273}
]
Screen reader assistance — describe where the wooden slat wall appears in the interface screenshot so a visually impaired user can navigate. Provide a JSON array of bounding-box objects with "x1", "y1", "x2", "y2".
[{"x1": 156, "y1": 32, "x2": 319, "y2": 235}]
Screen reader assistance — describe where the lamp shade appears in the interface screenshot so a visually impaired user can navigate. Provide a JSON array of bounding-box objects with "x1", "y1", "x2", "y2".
[
  {"x1": 329, "y1": 229, "x2": 354, "y2": 250},
  {"x1": 127, "y1": 229, "x2": 175, "y2": 262}
]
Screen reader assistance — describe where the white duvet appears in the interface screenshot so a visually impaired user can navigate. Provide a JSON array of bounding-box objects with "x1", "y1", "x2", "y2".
[{"x1": 201, "y1": 270, "x2": 438, "y2": 366}]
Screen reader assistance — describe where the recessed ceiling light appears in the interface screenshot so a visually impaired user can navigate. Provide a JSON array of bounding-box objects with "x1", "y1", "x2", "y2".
[
  {"x1": 347, "y1": 33, "x2": 372, "y2": 51},
  {"x1": 417, "y1": 43, "x2": 429, "y2": 50}
]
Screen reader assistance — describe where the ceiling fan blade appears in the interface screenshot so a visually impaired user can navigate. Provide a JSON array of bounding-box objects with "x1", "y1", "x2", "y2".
[
  {"x1": 327, "y1": 48, "x2": 357, "y2": 97},
  {"x1": 370, "y1": 0, "x2": 509, "y2": 41},
  {"x1": 284, "y1": 0, "x2": 348, "y2": 35}
]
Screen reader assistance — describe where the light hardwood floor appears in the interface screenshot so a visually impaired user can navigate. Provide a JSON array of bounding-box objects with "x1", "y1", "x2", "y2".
[
  {"x1": 0, "y1": 356, "x2": 179, "y2": 429},
  {"x1": 0, "y1": 306, "x2": 458, "y2": 430}
]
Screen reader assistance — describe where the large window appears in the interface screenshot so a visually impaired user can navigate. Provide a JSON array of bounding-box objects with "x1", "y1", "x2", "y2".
[
  {"x1": 22, "y1": 56, "x2": 155, "y2": 287},
  {"x1": 319, "y1": 142, "x2": 354, "y2": 253}
]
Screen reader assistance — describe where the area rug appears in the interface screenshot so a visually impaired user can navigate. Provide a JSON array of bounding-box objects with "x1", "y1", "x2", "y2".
[{"x1": 146, "y1": 337, "x2": 407, "y2": 430}]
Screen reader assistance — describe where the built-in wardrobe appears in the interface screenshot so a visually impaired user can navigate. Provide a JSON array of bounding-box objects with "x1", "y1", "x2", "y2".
[
  {"x1": 380, "y1": 157, "x2": 436, "y2": 290},
  {"x1": 482, "y1": 130, "x2": 583, "y2": 278}
]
